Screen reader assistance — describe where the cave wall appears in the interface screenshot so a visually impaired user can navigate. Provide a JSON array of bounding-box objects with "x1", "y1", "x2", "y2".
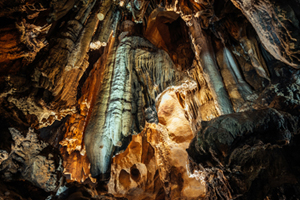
[{"x1": 1, "y1": 0, "x2": 300, "y2": 199}]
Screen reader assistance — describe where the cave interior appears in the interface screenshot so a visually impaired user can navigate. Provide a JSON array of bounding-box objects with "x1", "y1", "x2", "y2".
[{"x1": 1, "y1": 0, "x2": 300, "y2": 199}]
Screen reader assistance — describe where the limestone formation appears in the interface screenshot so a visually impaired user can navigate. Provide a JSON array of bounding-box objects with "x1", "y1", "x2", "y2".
[
  {"x1": 108, "y1": 82, "x2": 205, "y2": 200},
  {"x1": 214, "y1": 39, "x2": 253, "y2": 111},
  {"x1": 231, "y1": 0, "x2": 300, "y2": 69},
  {"x1": 189, "y1": 17, "x2": 234, "y2": 115},
  {"x1": 0, "y1": 128, "x2": 63, "y2": 192},
  {"x1": 59, "y1": 32, "x2": 117, "y2": 184},
  {"x1": 188, "y1": 107, "x2": 299, "y2": 199},
  {"x1": 1, "y1": 0, "x2": 300, "y2": 199},
  {"x1": 84, "y1": 34, "x2": 189, "y2": 180}
]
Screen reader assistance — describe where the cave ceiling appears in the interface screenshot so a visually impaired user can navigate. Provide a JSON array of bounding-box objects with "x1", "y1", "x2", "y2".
[{"x1": 1, "y1": 0, "x2": 300, "y2": 199}]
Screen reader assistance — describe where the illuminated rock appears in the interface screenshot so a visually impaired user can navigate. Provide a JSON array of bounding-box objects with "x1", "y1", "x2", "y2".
[{"x1": 108, "y1": 82, "x2": 205, "y2": 199}]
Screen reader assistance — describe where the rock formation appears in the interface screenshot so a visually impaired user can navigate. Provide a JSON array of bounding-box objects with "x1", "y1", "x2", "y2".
[
  {"x1": 1, "y1": 0, "x2": 300, "y2": 199},
  {"x1": 84, "y1": 33, "x2": 189, "y2": 181},
  {"x1": 0, "y1": 128, "x2": 63, "y2": 192}
]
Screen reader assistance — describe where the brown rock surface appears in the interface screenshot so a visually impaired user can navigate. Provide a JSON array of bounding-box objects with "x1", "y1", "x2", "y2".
[
  {"x1": 1, "y1": 0, "x2": 300, "y2": 199},
  {"x1": 59, "y1": 33, "x2": 116, "y2": 184},
  {"x1": 108, "y1": 83, "x2": 205, "y2": 199},
  {"x1": 0, "y1": 128, "x2": 63, "y2": 192},
  {"x1": 231, "y1": 0, "x2": 300, "y2": 68}
]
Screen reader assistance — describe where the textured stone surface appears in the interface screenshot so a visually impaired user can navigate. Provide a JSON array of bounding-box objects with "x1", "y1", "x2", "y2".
[
  {"x1": 108, "y1": 83, "x2": 205, "y2": 200},
  {"x1": 188, "y1": 107, "x2": 300, "y2": 199},
  {"x1": 1, "y1": 0, "x2": 300, "y2": 199},
  {"x1": 0, "y1": 128, "x2": 63, "y2": 192},
  {"x1": 59, "y1": 32, "x2": 117, "y2": 184},
  {"x1": 231, "y1": 0, "x2": 300, "y2": 68},
  {"x1": 84, "y1": 35, "x2": 189, "y2": 180},
  {"x1": 187, "y1": 63, "x2": 300, "y2": 199},
  {"x1": 189, "y1": 17, "x2": 234, "y2": 115}
]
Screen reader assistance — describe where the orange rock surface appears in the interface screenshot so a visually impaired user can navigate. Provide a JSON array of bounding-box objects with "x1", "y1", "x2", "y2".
[
  {"x1": 60, "y1": 34, "x2": 116, "y2": 183},
  {"x1": 108, "y1": 87, "x2": 206, "y2": 199}
]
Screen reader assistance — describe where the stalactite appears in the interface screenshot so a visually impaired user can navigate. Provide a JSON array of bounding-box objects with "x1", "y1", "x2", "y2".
[
  {"x1": 215, "y1": 40, "x2": 245, "y2": 111},
  {"x1": 97, "y1": 0, "x2": 113, "y2": 21},
  {"x1": 188, "y1": 60, "x2": 219, "y2": 121},
  {"x1": 85, "y1": 33, "x2": 189, "y2": 180},
  {"x1": 91, "y1": 5, "x2": 121, "y2": 50},
  {"x1": 239, "y1": 37, "x2": 270, "y2": 81},
  {"x1": 214, "y1": 39, "x2": 253, "y2": 111},
  {"x1": 230, "y1": 43, "x2": 267, "y2": 92},
  {"x1": 2, "y1": 0, "x2": 300, "y2": 199},
  {"x1": 189, "y1": 17, "x2": 234, "y2": 115},
  {"x1": 128, "y1": 0, "x2": 150, "y2": 23},
  {"x1": 66, "y1": 0, "x2": 98, "y2": 70},
  {"x1": 58, "y1": 33, "x2": 117, "y2": 183},
  {"x1": 84, "y1": 33, "x2": 118, "y2": 181},
  {"x1": 30, "y1": 0, "x2": 100, "y2": 109},
  {"x1": 223, "y1": 47, "x2": 253, "y2": 97}
]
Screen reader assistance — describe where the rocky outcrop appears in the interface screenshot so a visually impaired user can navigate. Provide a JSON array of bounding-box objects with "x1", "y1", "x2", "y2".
[
  {"x1": 231, "y1": 0, "x2": 300, "y2": 69},
  {"x1": 108, "y1": 82, "x2": 205, "y2": 200},
  {"x1": 188, "y1": 107, "x2": 300, "y2": 199},
  {"x1": 187, "y1": 62, "x2": 300, "y2": 199},
  {"x1": 0, "y1": 128, "x2": 63, "y2": 192}
]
